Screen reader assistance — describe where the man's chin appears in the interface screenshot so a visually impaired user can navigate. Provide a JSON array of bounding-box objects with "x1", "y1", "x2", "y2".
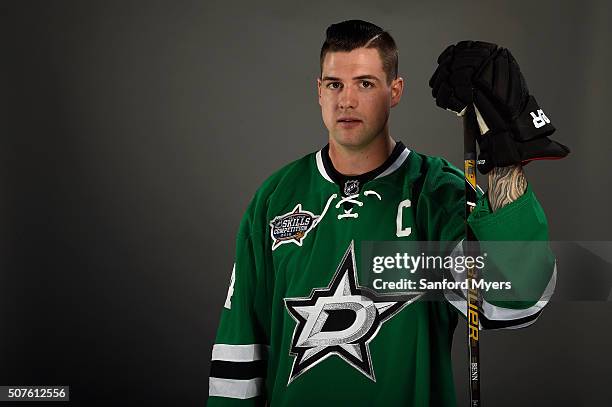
[{"x1": 330, "y1": 131, "x2": 377, "y2": 150}]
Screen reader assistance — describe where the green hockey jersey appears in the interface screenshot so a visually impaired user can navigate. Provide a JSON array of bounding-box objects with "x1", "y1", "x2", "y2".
[{"x1": 208, "y1": 142, "x2": 556, "y2": 406}]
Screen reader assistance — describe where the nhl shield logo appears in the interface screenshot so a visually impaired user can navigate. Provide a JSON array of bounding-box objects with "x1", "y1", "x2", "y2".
[
  {"x1": 270, "y1": 204, "x2": 319, "y2": 250},
  {"x1": 343, "y1": 180, "x2": 359, "y2": 195}
]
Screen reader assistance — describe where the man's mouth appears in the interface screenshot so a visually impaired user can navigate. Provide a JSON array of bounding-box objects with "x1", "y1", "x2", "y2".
[{"x1": 337, "y1": 117, "x2": 362, "y2": 128}]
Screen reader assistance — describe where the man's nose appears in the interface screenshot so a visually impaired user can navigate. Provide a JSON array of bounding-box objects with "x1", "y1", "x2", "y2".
[{"x1": 338, "y1": 86, "x2": 358, "y2": 110}]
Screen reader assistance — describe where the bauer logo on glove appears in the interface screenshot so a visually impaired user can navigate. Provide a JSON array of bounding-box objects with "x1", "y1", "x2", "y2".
[{"x1": 429, "y1": 40, "x2": 570, "y2": 174}]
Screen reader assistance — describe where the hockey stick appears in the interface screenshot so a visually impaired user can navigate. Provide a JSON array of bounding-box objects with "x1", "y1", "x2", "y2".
[{"x1": 463, "y1": 104, "x2": 481, "y2": 406}]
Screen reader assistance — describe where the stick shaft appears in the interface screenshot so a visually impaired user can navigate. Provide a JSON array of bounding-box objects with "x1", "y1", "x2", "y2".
[{"x1": 464, "y1": 105, "x2": 481, "y2": 406}]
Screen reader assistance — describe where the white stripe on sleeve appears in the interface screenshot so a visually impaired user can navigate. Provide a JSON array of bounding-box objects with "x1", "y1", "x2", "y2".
[
  {"x1": 209, "y1": 377, "x2": 264, "y2": 399},
  {"x1": 212, "y1": 344, "x2": 268, "y2": 362},
  {"x1": 445, "y1": 240, "x2": 557, "y2": 327}
]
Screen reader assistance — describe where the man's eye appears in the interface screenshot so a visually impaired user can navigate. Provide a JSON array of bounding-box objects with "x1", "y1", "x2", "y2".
[
  {"x1": 327, "y1": 82, "x2": 342, "y2": 89},
  {"x1": 361, "y1": 80, "x2": 374, "y2": 88}
]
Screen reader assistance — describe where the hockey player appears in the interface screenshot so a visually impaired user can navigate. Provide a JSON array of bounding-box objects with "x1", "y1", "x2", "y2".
[{"x1": 208, "y1": 20, "x2": 569, "y2": 406}]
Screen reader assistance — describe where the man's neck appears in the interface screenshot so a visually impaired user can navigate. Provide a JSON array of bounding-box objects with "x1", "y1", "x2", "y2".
[{"x1": 328, "y1": 135, "x2": 397, "y2": 176}]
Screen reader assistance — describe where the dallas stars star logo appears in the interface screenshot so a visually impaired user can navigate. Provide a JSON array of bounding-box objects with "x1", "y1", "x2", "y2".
[{"x1": 284, "y1": 241, "x2": 424, "y2": 384}]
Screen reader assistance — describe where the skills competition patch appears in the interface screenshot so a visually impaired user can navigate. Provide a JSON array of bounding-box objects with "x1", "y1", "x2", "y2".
[{"x1": 270, "y1": 204, "x2": 320, "y2": 250}]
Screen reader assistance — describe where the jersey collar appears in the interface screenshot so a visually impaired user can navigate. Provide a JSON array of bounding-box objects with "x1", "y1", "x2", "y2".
[{"x1": 315, "y1": 141, "x2": 411, "y2": 188}]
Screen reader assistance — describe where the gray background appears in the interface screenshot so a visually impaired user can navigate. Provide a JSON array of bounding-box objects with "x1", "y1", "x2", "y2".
[{"x1": 2, "y1": 0, "x2": 611, "y2": 405}]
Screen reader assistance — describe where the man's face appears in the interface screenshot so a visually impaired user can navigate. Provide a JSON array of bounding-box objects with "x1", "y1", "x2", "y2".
[{"x1": 318, "y1": 47, "x2": 403, "y2": 149}]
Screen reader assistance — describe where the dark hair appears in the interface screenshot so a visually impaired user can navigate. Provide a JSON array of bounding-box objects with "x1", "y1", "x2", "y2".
[{"x1": 320, "y1": 20, "x2": 398, "y2": 84}]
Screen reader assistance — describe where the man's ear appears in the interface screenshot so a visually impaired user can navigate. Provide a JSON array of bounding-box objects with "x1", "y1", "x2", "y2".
[
  {"x1": 317, "y1": 78, "x2": 322, "y2": 106},
  {"x1": 390, "y1": 77, "x2": 404, "y2": 108}
]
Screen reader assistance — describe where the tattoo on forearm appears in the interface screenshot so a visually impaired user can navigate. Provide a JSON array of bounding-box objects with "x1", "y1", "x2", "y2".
[{"x1": 488, "y1": 165, "x2": 527, "y2": 211}]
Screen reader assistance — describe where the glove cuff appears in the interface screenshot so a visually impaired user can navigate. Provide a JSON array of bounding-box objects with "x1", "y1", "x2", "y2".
[
  {"x1": 477, "y1": 131, "x2": 521, "y2": 174},
  {"x1": 477, "y1": 129, "x2": 571, "y2": 174}
]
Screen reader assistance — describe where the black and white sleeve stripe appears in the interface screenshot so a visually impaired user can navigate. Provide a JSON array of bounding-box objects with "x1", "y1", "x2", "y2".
[
  {"x1": 444, "y1": 240, "x2": 557, "y2": 330},
  {"x1": 209, "y1": 344, "x2": 268, "y2": 399}
]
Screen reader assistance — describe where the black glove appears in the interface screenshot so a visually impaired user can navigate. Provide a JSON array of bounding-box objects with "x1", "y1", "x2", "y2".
[{"x1": 429, "y1": 40, "x2": 570, "y2": 174}]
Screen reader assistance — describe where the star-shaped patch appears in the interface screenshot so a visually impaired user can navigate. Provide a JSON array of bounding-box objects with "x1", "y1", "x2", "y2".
[
  {"x1": 284, "y1": 241, "x2": 423, "y2": 383},
  {"x1": 270, "y1": 204, "x2": 319, "y2": 250}
]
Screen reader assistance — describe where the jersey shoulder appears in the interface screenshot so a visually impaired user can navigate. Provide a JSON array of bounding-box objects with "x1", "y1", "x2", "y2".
[
  {"x1": 415, "y1": 151, "x2": 463, "y2": 188},
  {"x1": 413, "y1": 153, "x2": 465, "y2": 233},
  {"x1": 239, "y1": 151, "x2": 319, "y2": 236},
  {"x1": 257, "y1": 151, "x2": 317, "y2": 198},
  {"x1": 407, "y1": 151, "x2": 464, "y2": 201}
]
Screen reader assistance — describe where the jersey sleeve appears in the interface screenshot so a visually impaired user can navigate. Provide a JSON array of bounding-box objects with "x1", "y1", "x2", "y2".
[
  {"x1": 208, "y1": 196, "x2": 273, "y2": 405},
  {"x1": 465, "y1": 183, "x2": 557, "y2": 329},
  {"x1": 417, "y1": 157, "x2": 556, "y2": 330}
]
